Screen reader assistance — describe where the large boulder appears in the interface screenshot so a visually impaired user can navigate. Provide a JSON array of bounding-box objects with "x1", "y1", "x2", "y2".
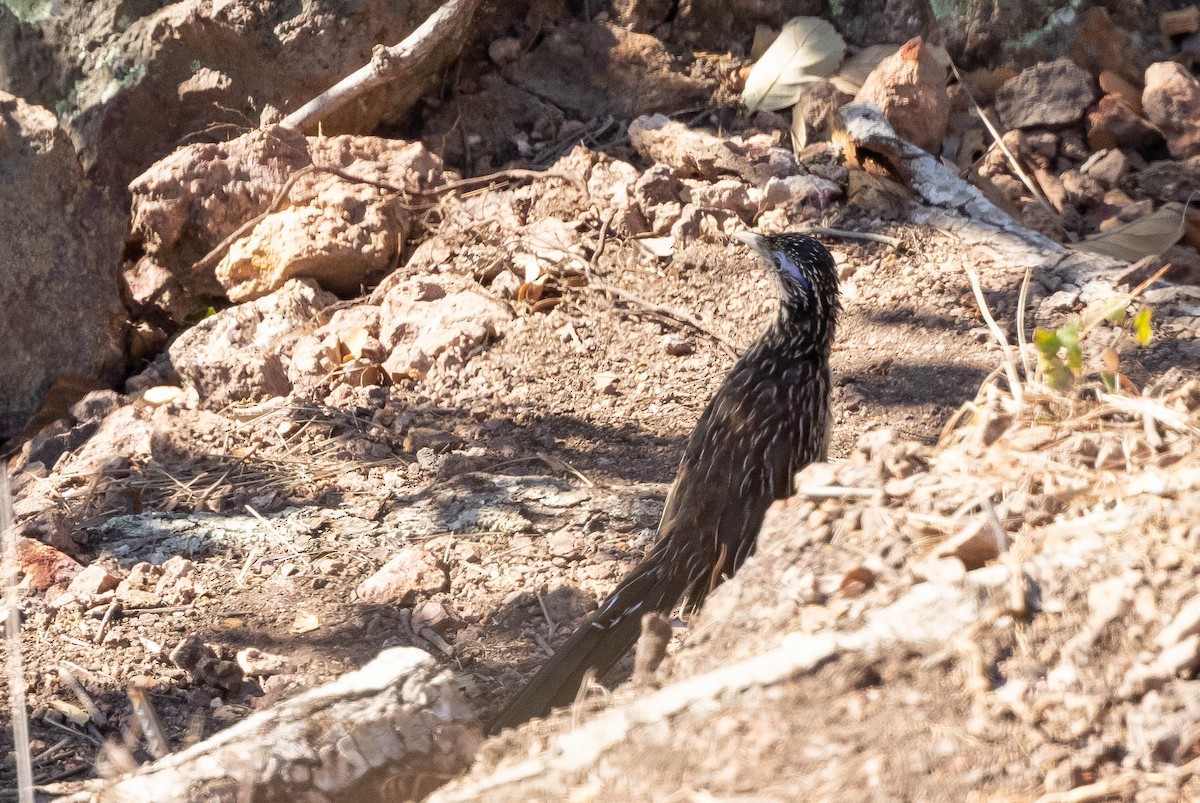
[
  {"x1": 0, "y1": 93, "x2": 124, "y2": 439},
  {"x1": 129, "y1": 127, "x2": 446, "y2": 312},
  {"x1": 0, "y1": 0, "x2": 463, "y2": 200}
]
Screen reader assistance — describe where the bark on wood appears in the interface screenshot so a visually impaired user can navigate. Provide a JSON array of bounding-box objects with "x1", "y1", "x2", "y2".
[
  {"x1": 52, "y1": 648, "x2": 482, "y2": 803},
  {"x1": 280, "y1": 0, "x2": 483, "y2": 133}
]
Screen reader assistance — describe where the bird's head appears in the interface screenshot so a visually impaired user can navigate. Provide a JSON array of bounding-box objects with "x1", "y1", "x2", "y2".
[{"x1": 733, "y1": 231, "x2": 840, "y2": 326}]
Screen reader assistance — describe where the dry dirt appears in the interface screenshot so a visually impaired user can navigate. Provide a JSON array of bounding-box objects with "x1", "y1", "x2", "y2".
[
  {"x1": 7, "y1": 4, "x2": 1200, "y2": 801},
  {"x1": 8, "y1": 175, "x2": 1199, "y2": 798}
]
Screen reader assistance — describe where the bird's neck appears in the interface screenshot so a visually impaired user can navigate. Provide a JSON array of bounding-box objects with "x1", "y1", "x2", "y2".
[{"x1": 761, "y1": 299, "x2": 836, "y2": 364}]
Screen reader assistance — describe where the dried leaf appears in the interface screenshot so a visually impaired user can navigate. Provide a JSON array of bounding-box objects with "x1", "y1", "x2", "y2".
[
  {"x1": 790, "y1": 100, "x2": 808, "y2": 151},
  {"x1": 594, "y1": 372, "x2": 619, "y2": 394},
  {"x1": 290, "y1": 611, "x2": 320, "y2": 634},
  {"x1": 140, "y1": 386, "x2": 185, "y2": 406},
  {"x1": 1100, "y1": 347, "x2": 1120, "y2": 375},
  {"x1": 742, "y1": 16, "x2": 846, "y2": 111},
  {"x1": 339, "y1": 327, "x2": 370, "y2": 362},
  {"x1": 1072, "y1": 202, "x2": 1187, "y2": 262},
  {"x1": 832, "y1": 44, "x2": 897, "y2": 94},
  {"x1": 48, "y1": 699, "x2": 90, "y2": 726},
  {"x1": 513, "y1": 252, "x2": 542, "y2": 284},
  {"x1": 636, "y1": 236, "x2": 675, "y2": 258}
]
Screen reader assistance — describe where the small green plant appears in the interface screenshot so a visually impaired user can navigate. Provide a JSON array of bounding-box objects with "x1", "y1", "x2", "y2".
[{"x1": 1033, "y1": 298, "x2": 1152, "y2": 392}]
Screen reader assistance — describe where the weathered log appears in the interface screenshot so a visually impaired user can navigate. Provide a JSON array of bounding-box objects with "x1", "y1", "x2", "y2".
[{"x1": 53, "y1": 648, "x2": 481, "y2": 803}]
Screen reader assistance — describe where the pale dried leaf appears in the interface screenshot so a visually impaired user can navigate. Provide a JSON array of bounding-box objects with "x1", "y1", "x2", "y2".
[
  {"x1": 1071, "y1": 202, "x2": 1187, "y2": 262},
  {"x1": 289, "y1": 611, "x2": 320, "y2": 634},
  {"x1": 513, "y1": 253, "x2": 542, "y2": 284},
  {"x1": 742, "y1": 16, "x2": 846, "y2": 111},
  {"x1": 790, "y1": 100, "x2": 809, "y2": 151},
  {"x1": 339, "y1": 327, "x2": 369, "y2": 361},
  {"x1": 636, "y1": 236, "x2": 675, "y2": 258}
]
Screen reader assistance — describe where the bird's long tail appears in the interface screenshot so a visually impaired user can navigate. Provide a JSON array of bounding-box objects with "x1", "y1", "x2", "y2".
[{"x1": 489, "y1": 552, "x2": 689, "y2": 733}]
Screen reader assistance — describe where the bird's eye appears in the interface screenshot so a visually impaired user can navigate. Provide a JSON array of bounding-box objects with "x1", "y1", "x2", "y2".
[{"x1": 772, "y1": 252, "x2": 811, "y2": 294}]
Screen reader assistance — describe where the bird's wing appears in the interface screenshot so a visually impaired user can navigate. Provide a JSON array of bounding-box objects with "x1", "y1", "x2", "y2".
[{"x1": 657, "y1": 361, "x2": 820, "y2": 610}]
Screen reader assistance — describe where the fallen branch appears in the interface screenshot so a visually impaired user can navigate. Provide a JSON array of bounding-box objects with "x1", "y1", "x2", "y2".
[
  {"x1": 280, "y1": 0, "x2": 483, "y2": 132},
  {"x1": 53, "y1": 648, "x2": 480, "y2": 803},
  {"x1": 429, "y1": 633, "x2": 841, "y2": 801}
]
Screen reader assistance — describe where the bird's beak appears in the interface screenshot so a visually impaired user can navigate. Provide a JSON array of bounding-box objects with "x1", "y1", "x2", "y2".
[{"x1": 732, "y1": 231, "x2": 768, "y2": 258}]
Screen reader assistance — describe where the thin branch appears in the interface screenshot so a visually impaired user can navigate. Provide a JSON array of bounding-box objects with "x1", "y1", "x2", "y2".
[
  {"x1": 948, "y1": 59, "x2": 1062, "y2": 230},
  {"x1": 792, "y1": 226, "x2": 902, "y2": 247},
  {"x1": 965, "y1": 264, "x2": 1024, "y2": 409},
  {"x1": 189, "y1": 165, "x2": 314, "y2": 275},
  {"x1": 280, "y1": 0, "x2": 484, "y2": 132}
]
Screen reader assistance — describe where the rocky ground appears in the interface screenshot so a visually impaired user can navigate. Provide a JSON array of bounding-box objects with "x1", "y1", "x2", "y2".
[{"x1": 4, "y1": 1, "x2": 1200, "y2": 801}]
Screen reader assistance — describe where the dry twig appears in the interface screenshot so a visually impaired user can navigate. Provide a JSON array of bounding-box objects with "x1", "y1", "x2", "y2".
[{"x1": 280, "y1": 0, "x2": 484, "y2": 132}]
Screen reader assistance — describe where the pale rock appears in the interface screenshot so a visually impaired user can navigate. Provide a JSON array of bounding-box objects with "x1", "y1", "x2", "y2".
[
  {"x1": 1143, "y1": 61, "x2": 1200, "y2": 158},
  {"x1": 356, "y1": 546, "x2": 448, "y2": 605}
]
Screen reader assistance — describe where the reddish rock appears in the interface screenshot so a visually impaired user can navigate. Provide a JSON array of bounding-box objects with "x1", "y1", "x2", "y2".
[
  {"x1": 1070, "y1": 8, "x2": 1143, "y2": 85},
  {"x1": 355, "y1": 546, "x2": 448, "y2": 605},
  {"x1": 66, "y1": 563, "x2": 121, "y2": 598},
  {"x1": 1099, "y1": 71, "x2": 1144, "y2": 114},
  {"x1": 130, "y1": 128, "x2": 446, "y2": 310},
  {"x1": 167, "y1": 279, "x2": 334, "y2": 408},
  {"x1": 1143, "y1": 62, "x2": 1200, "y2": 159},
  {"x1": 762, "y1": 174, "x2": 843, "y2": 213},
  {"x1": 854, "y1": 37, "x2": 950, "y2": 154},
  {"x1": 17, "y1": 537, "x2": 83, "y2": 591},
  {"x1": 1087, "y1": 95, "x2": 1165, "y2": 152},
  {"x1": 12, "y1": 514, "x2": 85, "y2": 557},
  {"x1": 116, "y1": 562, "x2": 164, "y2": 606},
  {"x1": 633, "y1": 164, "x2": 685, "y2": 234},
  {"x1": 682, "y1": 179, "x2": 757, "y2": 220},
  {"x1": 996, "y1": 59, "x2": 1097, "y2": 130},
  {"x1": 628, "y1": 114, "x2": 747, "y2": 180},
  {"x1": 4, "y1": 0, "x2": 457, "y2": 200},
  {"x1": 412, "y1": 600, "x2": 462, "y2": 636},
  {"x1": 155, "y1": 556, "x2": 198, "y2": 603}
]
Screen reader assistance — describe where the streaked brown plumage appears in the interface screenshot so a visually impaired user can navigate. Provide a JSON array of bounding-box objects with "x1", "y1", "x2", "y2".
[{"x1": 490, "y1": 231, "x2": 841, "y2": 732}]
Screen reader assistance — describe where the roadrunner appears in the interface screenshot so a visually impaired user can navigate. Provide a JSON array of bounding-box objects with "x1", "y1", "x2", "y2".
[{"x1": 491, "y1": 231, "x2": 841, "y2": 732}]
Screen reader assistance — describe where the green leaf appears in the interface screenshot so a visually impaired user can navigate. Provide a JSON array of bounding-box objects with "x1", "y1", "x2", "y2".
[
  {"x1": 1057, "y1": 323, "x2": 1082, "y2": 372},
  {"x1": 185, "y1": 305, "x2": 217, "y2": 324},
  {"x1": 1033, "y1": 327, "x2": 1060, "y2": 356},
  {"x1": 1133, "y1": 307, "x2": 1152, "y2": 347},
  {"x1": 1039, "y1": 353, "x2": 1073, "y2": 390}
]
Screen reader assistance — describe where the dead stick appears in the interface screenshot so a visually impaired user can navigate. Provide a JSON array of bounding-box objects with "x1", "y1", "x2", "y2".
[
  {"x1": 280, "y1": 0, "x2": 483, "y2": 132},
  {"x1": 189, "y1": 166, "x2": 313, "y2": 275}
]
